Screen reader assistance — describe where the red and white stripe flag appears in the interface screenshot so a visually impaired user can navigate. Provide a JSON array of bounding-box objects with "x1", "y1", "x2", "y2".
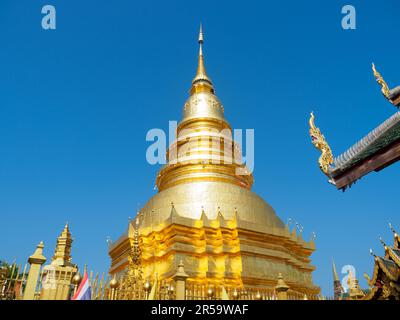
[{"x1": 72, "y1": 270, "x2": 91, "y2": 300}]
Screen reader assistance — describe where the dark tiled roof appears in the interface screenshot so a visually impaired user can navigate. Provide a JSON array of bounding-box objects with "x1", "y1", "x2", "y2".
[
  {"x1": 389, "y1": 86, "x2": 400, "y2": 100},
  {"x1": 389, "y1": 247, "x2": 400, "y2": 267},
  {"x1": 393, "y1": 248, "x2": 400, "y2": 257},
  {"x1": 377, "y1": 257, "x2": 399, "y2": 282},
  {"x1": 330, "y1": 112, "x2": 400, "y2": 173}
]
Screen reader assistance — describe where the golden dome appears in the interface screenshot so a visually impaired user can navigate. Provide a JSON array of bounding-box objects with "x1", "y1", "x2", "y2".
[{"x1": 140, "y1": 181, "x2": 284, "y2": 232}]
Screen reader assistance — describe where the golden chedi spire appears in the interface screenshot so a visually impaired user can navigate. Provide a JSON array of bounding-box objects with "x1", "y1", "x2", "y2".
[
  {"x1": 155, "y1": 25, "x2": 253, "y2": 192},
  {"x1": 332, "y1": 258, "x2": 340, "y2": 282},
  {"x1": 109, "y1": 26, "x2": 319, "y2": 299}
]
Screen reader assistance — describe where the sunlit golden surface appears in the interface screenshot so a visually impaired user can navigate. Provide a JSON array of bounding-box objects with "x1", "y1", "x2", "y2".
[{"x1": 109, "y1": 27, "x2": 320, "y2": 298}]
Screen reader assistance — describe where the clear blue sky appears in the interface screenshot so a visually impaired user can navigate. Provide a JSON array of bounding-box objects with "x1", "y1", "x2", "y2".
[{"x1": 0, "y1": 0, "x2": 399, "y2": 296}]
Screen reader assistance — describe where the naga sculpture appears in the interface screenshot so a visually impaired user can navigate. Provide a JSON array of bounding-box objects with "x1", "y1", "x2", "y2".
[
  {"x1": 372, "y1": 63, "x2": 391, "y2": 98},
  {"x1": 309, "y1": 112, "x2": 334, "y2": 176}
]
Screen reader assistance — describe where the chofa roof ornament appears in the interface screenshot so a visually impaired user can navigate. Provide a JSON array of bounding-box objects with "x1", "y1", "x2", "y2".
[
  {"x1": 372, "y1": 63, "x2": 400, "y2": 107},
  {"x1": 309, "y1": 112, "x2": 334, "y2": 178}
]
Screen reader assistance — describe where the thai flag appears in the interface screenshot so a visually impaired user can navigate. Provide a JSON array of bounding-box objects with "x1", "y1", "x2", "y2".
[{"x1": 72, "y1": 271, "x2": 91, "y2": 300}]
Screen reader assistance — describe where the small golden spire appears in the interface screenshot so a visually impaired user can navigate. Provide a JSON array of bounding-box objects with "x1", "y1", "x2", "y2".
[
  {"x1": 197, "y1": 23, "x2": 205, "y2": 73},
  {"x1": 52, "y1": 223, "x2": 73, "y2": 266},
  {"x1": 191, "y1": 24, "x2": 214, "y2": 94},
  {"x1": 332, "y1": 257, "x2": 340, "y2": 282}
]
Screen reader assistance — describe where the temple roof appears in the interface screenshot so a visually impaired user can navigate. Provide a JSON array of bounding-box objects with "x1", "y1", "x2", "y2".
[
  {"x1": 331, "y1": 111, "x2": 400, "y2": 172},
  {"x1": 376, "y1": 257, "x2": 399, "y2": 282},
  {"x1": 389, "y1": 86, "x2": 400, "y2": 105},
  {"x1": 364, "y1": 225, "x2": 400, "y2": 300},
  {"x1": 310, "y1": 64, "x2": 400, "y2": 190}
]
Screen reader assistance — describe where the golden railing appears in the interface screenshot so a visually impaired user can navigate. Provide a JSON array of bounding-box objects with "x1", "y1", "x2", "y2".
[
  {"x1": 1, "y1": 263, "x2": 29, "y2": 300},
  {"x1": 1, "y1": 261, "x2": 326, "y2": 300}
]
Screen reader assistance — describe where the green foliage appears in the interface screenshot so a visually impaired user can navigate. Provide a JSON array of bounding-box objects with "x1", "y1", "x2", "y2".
[{"x1": 0, "y1": 260, "x2": 20, "y2": 278}]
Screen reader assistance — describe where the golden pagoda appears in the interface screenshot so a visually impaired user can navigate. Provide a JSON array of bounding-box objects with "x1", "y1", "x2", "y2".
[
  {"x1": 109, "y1": 26, "x2": 320, "y2": 298},
  {"x1": 40, "y1": 223, "x2": 78, "y2": 300}
]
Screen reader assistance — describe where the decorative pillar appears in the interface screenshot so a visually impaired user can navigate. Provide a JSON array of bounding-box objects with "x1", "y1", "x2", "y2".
[
  {"x1": 173, "y1": 260, "x2": 189, "y2": 300},
  {"x1": 144, "y1": 278, "x2": 151, "y2": 300},
  {"x1": 23, "y1": 241, "x2": 47, "y2": 300},
  {"x1": 275, "y1": 273, "x2": 289, "y2": 300},
  {"x1": 71, "y1": 271, "x2": 82, "y2": 296},
  {"x1": 109, "y1": 275, "x2": 119, "y2": 300}
]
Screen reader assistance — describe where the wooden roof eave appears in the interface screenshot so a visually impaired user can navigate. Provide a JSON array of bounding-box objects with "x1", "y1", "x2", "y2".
[
  {"x1": 377, "y1": 257, "x2": 399, "y2": 282},
  {"x1": 369, "y1": 260, "x2": 381, "y2": 287},
  {"x1": 388, "y1": 247, "x2": 400, "y2": 268},
  {"x1": 326, "y1": 112, "x2": 400, "y2": 190},
  {"x1": 328, "y1": 137, "x2": 400, "y2": 190},
  {"x1": 361, "y1": 286, "x2": 381, "y2": 300}
]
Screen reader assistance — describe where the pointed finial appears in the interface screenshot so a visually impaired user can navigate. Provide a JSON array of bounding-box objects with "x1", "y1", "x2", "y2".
[
  {"x1": 28, "y1": 241, "x2": 46, "y2": 264},
  {"x1": 191, "y1": 23, "x2": 213, "y2": 93},
  {"x1": 379, "y1": 236, "x2": 388, "y2": 250},
  {"x1": 198, "y1": 23, "x2": 204, "y2": 44},
  {"x1": 369, "y1": 248, "x2": 377, "y2": 258},
  {"x1": 389, "y1": 222, "x2": 398, "y2": 236},
  {"x1": 332, "y1": 257, "x2": 340, "y2": 282}
]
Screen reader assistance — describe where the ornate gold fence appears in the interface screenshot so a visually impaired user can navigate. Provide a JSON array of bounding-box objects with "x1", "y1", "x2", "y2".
[
  {"x1": 184, "y1": 283, "x2": 307, "y2": 300},
  {"x1": 1, "y1": 266, "x2": 327, "y2": 301},
  {"x1": 1, "y1": 261, "x2": 323, "y2": 300},
  {"x1": 0, "y1": 262, "x2": 75, "y2": 300},
  {"x1": 1, "y1": 245, "x2": 322, "y2": 301},
  {"x1": 0, "y1": 263, "x2": 29, "y2": 300}
]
